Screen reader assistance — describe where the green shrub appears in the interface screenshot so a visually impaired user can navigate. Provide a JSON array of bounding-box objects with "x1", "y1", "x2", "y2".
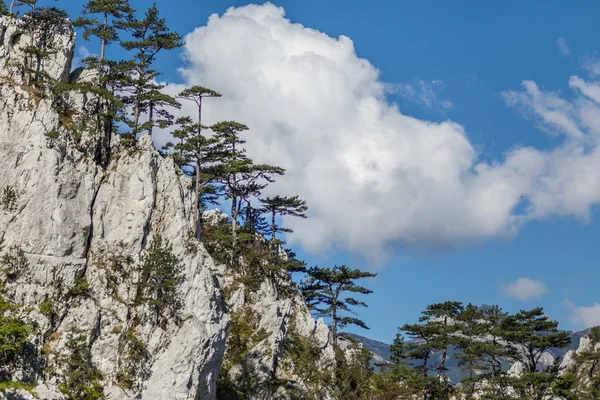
[
  {"x1": 57, "y1": 330, "x2": 105, "y2": 400},
  {"x1": 69, "y1": 275, "x2": 90, "y2": 297},
  {"x1": 39, "y1": 297, "x2": 54, "y2": 317},
  {"x1": 0, "y1": 186, "x2": 18, "y2": 212},
  {"x1": 0, "y1": 294, "x2": 32, "y2": 381},
  {"x1": 116, "y1": 329, "x2": 149, "y2": 391},
  {"x1": 0, "y1": 246, "x2": 28, "y2": 280},
  {"x1": 136, "y1": 235, "x2": 183, "y2": 326}
]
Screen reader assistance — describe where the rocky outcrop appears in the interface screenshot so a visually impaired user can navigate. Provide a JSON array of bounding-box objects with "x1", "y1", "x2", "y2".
[
  {"x1": 0, "y1": 14, "x2": 228, "y2": 400},
  {"x1": 0, "y1": 13, "x2": 337, "y2": 400},
  {"x1": 223, "y1": 274, "x2": 335, "y2": 400}
]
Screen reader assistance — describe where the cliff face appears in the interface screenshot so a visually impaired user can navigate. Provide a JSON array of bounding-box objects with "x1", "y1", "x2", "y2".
[
  {"x1": 0, "y1": 15, "x2": 227, "y2": 400},
  {"x1": 0, "y1": 14, "x2": 335, "y2": 400}
]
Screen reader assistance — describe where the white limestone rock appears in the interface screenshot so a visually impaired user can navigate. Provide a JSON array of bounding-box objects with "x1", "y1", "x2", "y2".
[{"x1": 0, "y1": 14, "x2": 228, "y2": 400}]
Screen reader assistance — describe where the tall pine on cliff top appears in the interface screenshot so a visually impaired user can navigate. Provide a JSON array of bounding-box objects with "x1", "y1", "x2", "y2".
[
  {"x1": 74, "y1": 0, "x2": 134, "y2": 60},
  {"x1": 301, "y1": 265, "x2": 376, "y2": 347},
  {"x1": 176, "y1": 86, "x2": 222, "y2": 239},
  {"x1": 119, "y1": 3, "x2": 181, "y2": 139},
  {"x1": 164, "y1": 116, "x2": 224, "y2": 239},
  {"x1": 211, "y1": 121, "x2": 284, "y2": 264}
]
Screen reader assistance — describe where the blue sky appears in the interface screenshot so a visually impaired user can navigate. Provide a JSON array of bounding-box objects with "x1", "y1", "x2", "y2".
[{"x1": 47, "y1": 0, "x2": 600, "y2": 343}]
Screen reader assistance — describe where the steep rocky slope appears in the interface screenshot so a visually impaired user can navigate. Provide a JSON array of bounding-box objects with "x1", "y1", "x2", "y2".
[
  {"x1": 0, "y1": 14, "x2": 228, "y2": 400},
  {"x1": 0, "y1": 13, "x2": 335, "y2": 400}
]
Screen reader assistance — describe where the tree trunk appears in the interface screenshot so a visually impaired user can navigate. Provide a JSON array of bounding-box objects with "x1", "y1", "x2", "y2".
[
  {"x1": 230, "y1": 190, "x2": 238, "y2": 266},
  {"x1": 271, "y1": 210, "x2": 276, "y2": 243},
  {"x1": 100, "y1": 13, "x2": 107, "y2": 60},
  {"x1": 148, "y1": 101, "x2": 154, "y2": 137},
  {"x1": 193, "y1": 154, "x2": 201, "y2": 239},
  {"x1": 9, "y1": 0, "x2": 15, "y2": 14},
  {"x1": 332, "y1": 302, "x2": 337, "y2": 347},
  {"x1": 132, "y1": 101, "x2": 140, "y2": 137},
  {"x1": 193, "y1": 100, "x2": 203, "y2": 239}
]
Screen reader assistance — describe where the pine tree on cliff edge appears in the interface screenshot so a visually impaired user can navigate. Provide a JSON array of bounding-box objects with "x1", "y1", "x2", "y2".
[
  {"x1": 177, "y1": 86, "x2": 222, "y2": 240},
  {"x1": 259, "y1": 195, "x2": 308, "y2": 245},
  {"x1": 119, "y1": 3, "x2": 181, "y2": 139},
  {"x1": 74, "y1": 0, "x2": 134, "y2": 60},
  {"x1": 301, "y1": 264, "x2": 376, "y2": 347}
]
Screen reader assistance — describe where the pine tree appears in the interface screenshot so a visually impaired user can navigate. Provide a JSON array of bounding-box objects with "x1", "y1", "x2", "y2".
[
  {"x1": 119, "y1": 3, "x2": 182, "y2": 139},
  {"x1": 499, "y1": 307, "x2": 570, "y2": 398},
  {"x1": 174, "y1": 86, "x2": 222, "y2": 239},
  {"x1": 301, "y1": 265, "x2": 376, "y2": 347},
  {"x1": 211, "y1": 121, "x2": 284, "y2": 263},
  {"x1": 0, "y1": 1, "x2": 9, "y2": 15},
  {"x1": 164, "y1": 116, "x2": 223, "y2": 239},
  {"x1": 73, "y1": 0, "x2": 134, "y2": 60},
  {"x1": 500, "y1": 308, "x2": 570, "y2": 373},
  {"x1": 259, "y1": 195, "x2": 308, "y2": 244},
  {"x1": 20, "y1": 6, "x2": 68, "y2": 89},
  {"x1": 422, "y1": 301, "x2": 463, "y2": 380},
  {"x1": 399, "y1": 301, "x2": 464, "y2": 400},
  {"x1": 454, "y1": 304, "x2": 488, "y2": 399},
  {"x1": 136, "y1": 235, "x2": 183, "y2": 325},
  {"x1": 479, "y1": 305, "x2": 509, "y2": 377}
]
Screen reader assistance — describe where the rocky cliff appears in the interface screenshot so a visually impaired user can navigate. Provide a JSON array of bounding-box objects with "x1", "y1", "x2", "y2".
[{"x1": 0, "y1": 13, "x2": 334, "y2": 400}]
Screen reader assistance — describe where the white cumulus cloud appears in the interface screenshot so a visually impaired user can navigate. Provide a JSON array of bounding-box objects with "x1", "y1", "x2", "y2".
[
  {"x1": 501, "y1": 278, "x2": 549, "y2": 301},
  {"x1": 157, "y1": 3, "x2": 600, "y2": 258},
  {"x1": 386, "y1": 79, "x2": 452, "y2": 109}
]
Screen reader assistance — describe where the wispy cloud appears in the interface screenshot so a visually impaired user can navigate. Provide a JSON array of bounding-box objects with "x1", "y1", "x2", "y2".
[
  {"x1": 73, "y1": 45, "x2": 94, "y2": 68},
  {"x1": 386, "y1": 79, "x2": 452, "y2": 109},
  {"x1": 464, "y1": 72, "x2": 479, "y2": 88},
  {"x1": 501, "y1": 277, "x2": 548, "y2": 301},
  {"x1": 583, "y1": 56, "x2": 600, "y2": 77},
  {"x1": 564, "y1": 299, "x2": 600, "y2": 328},
  {"x1": 557, "y1": 37, "x2": 570, "y2": 56}
]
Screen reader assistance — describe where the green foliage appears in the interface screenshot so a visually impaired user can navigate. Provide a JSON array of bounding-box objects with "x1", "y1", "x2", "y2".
[
  {"x1": 392, "y1": 302, "x2": 573, "y2": 400},
  {"x1": 259, "y1": 195, "x2": 308, "y2": 243},
  {"x1": 216, "y1": 369, "x2": 246, "y2": 400},
  {"x1": 0, "y1": 246, "x2": 28, "y2": 280},
  {"x1": 0, "y1": 295, "x2": 31, "y2": 380},
  {"x1": 0, "y1": 381, "x2": 37, "y2": 396},
  {"x1": 39, "y1": 296, "x2": 54, "y2": 317},
  {"x1": 0, "y1": 1, "x2": 8, "y2": 16},
  {"x1": 0, "y1": 186, "x2": 18, "y2": 211},
  {"x1": 210, "y1": 120, "x2": 285, "y2": 264},
  {"x1": 301, "y1": 265, "x2": 376, "y2": 346},
  {"x1": 281, "y1": 318, "x2": 333, "y2": 399},
  {"x1": 118, "y1": 3, "x2": 182, "y2": 138},
  {"x1": 73, "y1": 0, "x2": 134, "y2": 59},
  {"x1": 223, "y1": 307, "x2": 268, "y2": 370},
  {"x1": 93, "y1": 243, "x2": 133, "y2": 301},
  {"x1": 332, "y1": 340, "x2": 373, "y2": 400},
  {"x1": 501, "y1": 307, "x2": 571, "y2": 373},
  {"x1": 136, "y1": 235, "x2": 183, "y2": 325},
  {"x1": 116, "y1": 328, "x2": 149, "y2": 390},
  {"x1": 551, "y1": 372, "x2": 575, "y2": 400},
  {"x1": 163, "y1": 112, "x2": 223, "y2": 239},
  {"x1": 57, "y1": 330, "x2": 105, "y2": 400},
  {"x1": 69, "y1": 275, "x2": 91, "y2": 297}
]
